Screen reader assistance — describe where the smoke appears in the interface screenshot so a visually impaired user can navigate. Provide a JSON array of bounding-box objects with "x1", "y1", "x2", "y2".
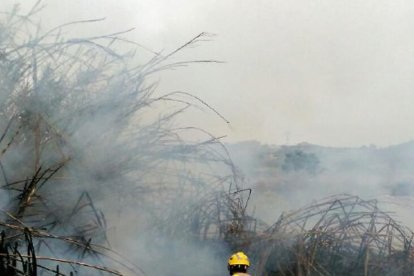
[
  {"x1": 227, "y1": 141, "x2": 414, "y2": 229},
  {"x1": 0, "y1": 2, "x2": 242, "y2": 275},
  {"x1": 116, "y1": 233, "x2": 229, "y2": 275},
  {"x1": 6, "y1": 1, "x2": 414, "y2": 275}
]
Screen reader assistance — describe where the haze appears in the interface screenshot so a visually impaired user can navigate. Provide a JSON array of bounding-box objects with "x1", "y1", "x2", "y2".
[{"x1": 6, "y1": 0, "x2": 414, "y2": 147}]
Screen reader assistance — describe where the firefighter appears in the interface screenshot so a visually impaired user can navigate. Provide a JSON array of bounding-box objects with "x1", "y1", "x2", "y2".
[{"x1": 228, "y1": 251, "x2": 251, "y2": 276}]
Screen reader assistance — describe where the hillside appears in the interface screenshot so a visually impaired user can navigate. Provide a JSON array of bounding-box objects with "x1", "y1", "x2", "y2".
[{"x1": 226, "y1": 140, "x2": 414, "y2": 225}]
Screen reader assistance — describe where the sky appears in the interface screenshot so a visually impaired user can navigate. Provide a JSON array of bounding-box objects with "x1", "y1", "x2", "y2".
[{"x1": 5, "y1": 0, "x2": 414, "y2": 147}]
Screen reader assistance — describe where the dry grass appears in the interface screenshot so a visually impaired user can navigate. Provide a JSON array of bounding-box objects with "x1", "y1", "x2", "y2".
[
  {"x1": 0, "y1": 2, "x2": 240, "y2": 275},
  {"x1": 248, "y1": 194, "x2": 414, "y2": 276}
]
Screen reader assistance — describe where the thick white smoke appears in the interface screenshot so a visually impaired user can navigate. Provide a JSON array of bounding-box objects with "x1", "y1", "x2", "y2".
[{"x1": 0, "y1": 2, "x2": 240, "y2": 274}]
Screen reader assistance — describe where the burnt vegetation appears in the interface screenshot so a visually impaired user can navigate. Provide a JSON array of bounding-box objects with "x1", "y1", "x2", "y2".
[
  {"x1": 0, "y1": 2, "x2": 242, "y2": 275},
  {"x1": 249, "y1": 195, "x2": 414, "y2": 275}
]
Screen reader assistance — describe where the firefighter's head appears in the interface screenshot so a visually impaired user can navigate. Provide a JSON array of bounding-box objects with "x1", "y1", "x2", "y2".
[{"x1": 228, "y1": 251, "x2": 250, "y2": 274}]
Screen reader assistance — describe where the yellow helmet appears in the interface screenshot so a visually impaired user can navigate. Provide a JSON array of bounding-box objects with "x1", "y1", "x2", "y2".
[{"x1": 228, "y1": 251, "x2": 250, "y2": 267}]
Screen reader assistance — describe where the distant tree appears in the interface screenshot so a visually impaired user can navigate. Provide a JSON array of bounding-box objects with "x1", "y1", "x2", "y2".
[
  {"x1": 391, "y1": 181, "x2": 414, "y2": 196},
  {"x1": 281, "y1": 150, "x2": 320, "y2": 174}
]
